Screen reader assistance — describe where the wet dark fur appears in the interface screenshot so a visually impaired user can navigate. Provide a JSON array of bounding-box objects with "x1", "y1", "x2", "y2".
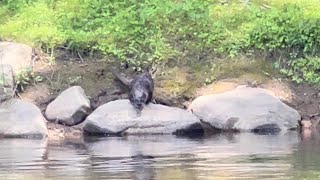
[
  {"x1": 111, "y1": 68, "x2": 155, "y2": 114},
  {"x1": 129, "y1": 71, "x2": 154, "y2": 114}
]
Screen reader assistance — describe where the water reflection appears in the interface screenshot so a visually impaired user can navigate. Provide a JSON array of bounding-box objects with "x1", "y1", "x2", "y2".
[
  {"x1": 289, "y1": 130, "x2": 320, "y2": 179},
  {"x1": 1, "y1": 131, "x2": 320, "y2": 179}
]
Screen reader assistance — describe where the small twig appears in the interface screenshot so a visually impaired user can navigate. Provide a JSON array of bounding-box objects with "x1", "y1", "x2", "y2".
[
  {"x1": 31, "y1": 49, "x2": 38, "y2": 69},
  {"x1": 50, "y1": 70, "x2": 54, "y2": 80},
  {"x1": 77, "y1": 51, "x2": 84, "y2": 63},
  {"x1": 310, "y1": 112, "x2": 320, "y2": 117},
  {"x1": 44, "y1": 75, "x2": 54, "y2": 85},
  {"x1": 16, "y1": 92, "x2": 23, "y2": 100},
  {"x1": 57, "y1": 46, "x2": 69, "y2": 50},
  {"x1": 31, "y1": 55, "x2": 37, "y2": 70},
  {"x1": 11, "y1": 83, "x2": 18, "y2": 98},
  {"x1": 51, "y1": 47, "x2": 54, "y2": 59}
]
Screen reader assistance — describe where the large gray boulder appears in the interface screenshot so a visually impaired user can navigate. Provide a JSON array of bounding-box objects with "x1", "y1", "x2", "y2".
[
  {"x1": 0, "y1": 64, "x2": 14, "y2": 102},
  {"x1": 189, "y1": 86, "x2": 300, "y2": 133},
  {"x1": 0, "y1": 42, "x2": 33, "y2": 72},
  {"x1": 0, "y1": 99, "x2": 48, "y2": 138},
  {"x1": 45, "y1": 86, "x2": 91, "y2": 126},
  {"x1": 83, "y1": 99, "x2": 203, "y2": 136}
]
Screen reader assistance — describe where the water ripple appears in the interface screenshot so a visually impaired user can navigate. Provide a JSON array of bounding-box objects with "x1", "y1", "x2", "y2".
[{"x1": 0, "y1": 132, "x2": 319, "y2": 179}]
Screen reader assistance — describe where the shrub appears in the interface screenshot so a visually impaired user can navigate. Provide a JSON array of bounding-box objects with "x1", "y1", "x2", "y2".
[
  {"x1": 279, "y1": 57, "x2": 320, "y2": 84},
  {"x1": 0, "y1": 1, "x2": 65, "y2": 50}
]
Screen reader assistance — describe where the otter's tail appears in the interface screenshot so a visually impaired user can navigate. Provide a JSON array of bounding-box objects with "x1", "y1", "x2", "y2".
[{"x1": 111, "y1": 69, "x2": 132, "y2": 87}]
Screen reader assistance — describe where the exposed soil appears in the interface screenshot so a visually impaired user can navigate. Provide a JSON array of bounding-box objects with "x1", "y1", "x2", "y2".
[
  {"x1": 19, "y1": 51, "x2": 320, "y2": 130},
  {"x1": 46, "y1": 122, "x2": 83, "y2": 140},
  {"x1": 289, "y1": 83, "x2": 320, "y2": 121}
]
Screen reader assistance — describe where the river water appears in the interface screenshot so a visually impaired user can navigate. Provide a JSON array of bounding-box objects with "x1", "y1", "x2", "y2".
[{"x1": 0, "y1": 131, "x2": 319, "y2": 180}]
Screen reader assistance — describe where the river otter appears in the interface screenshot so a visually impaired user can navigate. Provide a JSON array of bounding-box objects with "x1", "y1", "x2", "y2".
[
  {"x1": 129, "y1": 70, "x2": 154, "y2": 114},
  {"x1": 111, "y1": 67, "x2": 155, "y2": 115}
]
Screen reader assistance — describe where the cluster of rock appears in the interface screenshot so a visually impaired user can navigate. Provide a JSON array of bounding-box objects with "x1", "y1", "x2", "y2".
[
  {"x1": 0, "y1": 42, "x2": 301, "y2": 139},
  {"x1": 0, "y1": 42, "x2": 47, "y2": 138}
]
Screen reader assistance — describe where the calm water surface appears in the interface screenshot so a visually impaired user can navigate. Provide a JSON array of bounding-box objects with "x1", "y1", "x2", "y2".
[{"x1": 0, "y1": 131, "x2": 320, "y2": 180}]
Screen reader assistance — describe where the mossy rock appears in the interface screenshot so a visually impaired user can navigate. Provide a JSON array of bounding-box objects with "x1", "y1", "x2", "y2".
[{"x1": 154, "y1": 67, "x2": 197, "y2": 108}]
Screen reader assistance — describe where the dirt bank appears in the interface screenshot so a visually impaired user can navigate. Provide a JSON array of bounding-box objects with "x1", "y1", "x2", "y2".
[{"x1": 19, "y1": 51, "x2": 320, "y2": 126}]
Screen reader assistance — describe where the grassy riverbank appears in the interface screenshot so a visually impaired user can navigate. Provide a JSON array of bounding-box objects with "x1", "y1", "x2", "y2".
[
  {"x1": 0, "y1": 0, "x2": 319, "y2": 85},
  {"x1": 0, "y1": 0, "x2": 319, "y2": 121}
]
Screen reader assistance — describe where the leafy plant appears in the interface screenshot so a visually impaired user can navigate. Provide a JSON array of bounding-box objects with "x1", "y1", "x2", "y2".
[
  {"x1": 280, "y1": 57, "x2": 320, "y2": 84},
  {"x1": 68, "y1": 75, "x2": 82, "y2": 85},
  {"x1": 0, "y1": 0, "x2": 320, "y2": 84},
  {"x1": 16, "y1": 68, "x2": 43, "y2": 91},
  {"x1": 0, "y1": 74, "x2": 11, "y2": 87}
]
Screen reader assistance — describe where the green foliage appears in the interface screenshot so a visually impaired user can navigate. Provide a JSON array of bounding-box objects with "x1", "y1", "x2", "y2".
[
  {"x1": 0, "y1": 0, "x2": 32, "y2": 13},
  {"x1": 0, "y1": 0, "x2": 220, "y2": 69},
  {"x1": 68, "y1": 75, "x2": 82, "y2": 85},
  {"x1": 0, "y1": 0, "x2": 320, "y2": 84},
  {"x1": 0, "y1": 74, "x2": 11, "y2": 87},
  {"x1": 246, "y1": 4, "x2": 320, "y2": 57},
  {"x1": 16, "y1": 68, "x2": 43, "y2": 91},
  {"x1": 204, "y1": 64, "x2": 217, "y2": 85},
  {"x1": 279, "y1": 57, "x2": 320, "y2": 84},
  {"x1": 0, "y1": 1, "x2": 64, "y2": 49}
]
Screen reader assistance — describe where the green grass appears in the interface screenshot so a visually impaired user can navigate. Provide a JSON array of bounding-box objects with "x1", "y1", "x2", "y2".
[{"x1": 0, "y1": 0, "x2": 319, "y2": 84}]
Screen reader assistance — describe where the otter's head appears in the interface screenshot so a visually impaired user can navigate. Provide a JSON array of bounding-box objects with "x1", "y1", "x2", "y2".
[
  {"x1": 131, "y1": 92, "x2": 147, "y2": 111},
  {"x1": 132, "y1": 99, "x2": 144, "y2": 111}
]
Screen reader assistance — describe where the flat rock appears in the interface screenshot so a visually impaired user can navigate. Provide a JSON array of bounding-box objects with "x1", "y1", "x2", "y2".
[
  {"x1": 0, "y1": 64, "x2": 14, "y2": 102},
  {"x1": 0, "y1": 99, "x2": 48, "y2": 138},
  {"x1": 0, "y1": 42, "x2": 33, "y2": 72},
  {"x1": 189, "y1": 86, "x2": 300, "y2": 133},
  {"x1": 45, "y1": 86, "x2": 91, "y2": 126},
  {"x1": 83, "y1": 99, "x2": 203, "y2": 136}
]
